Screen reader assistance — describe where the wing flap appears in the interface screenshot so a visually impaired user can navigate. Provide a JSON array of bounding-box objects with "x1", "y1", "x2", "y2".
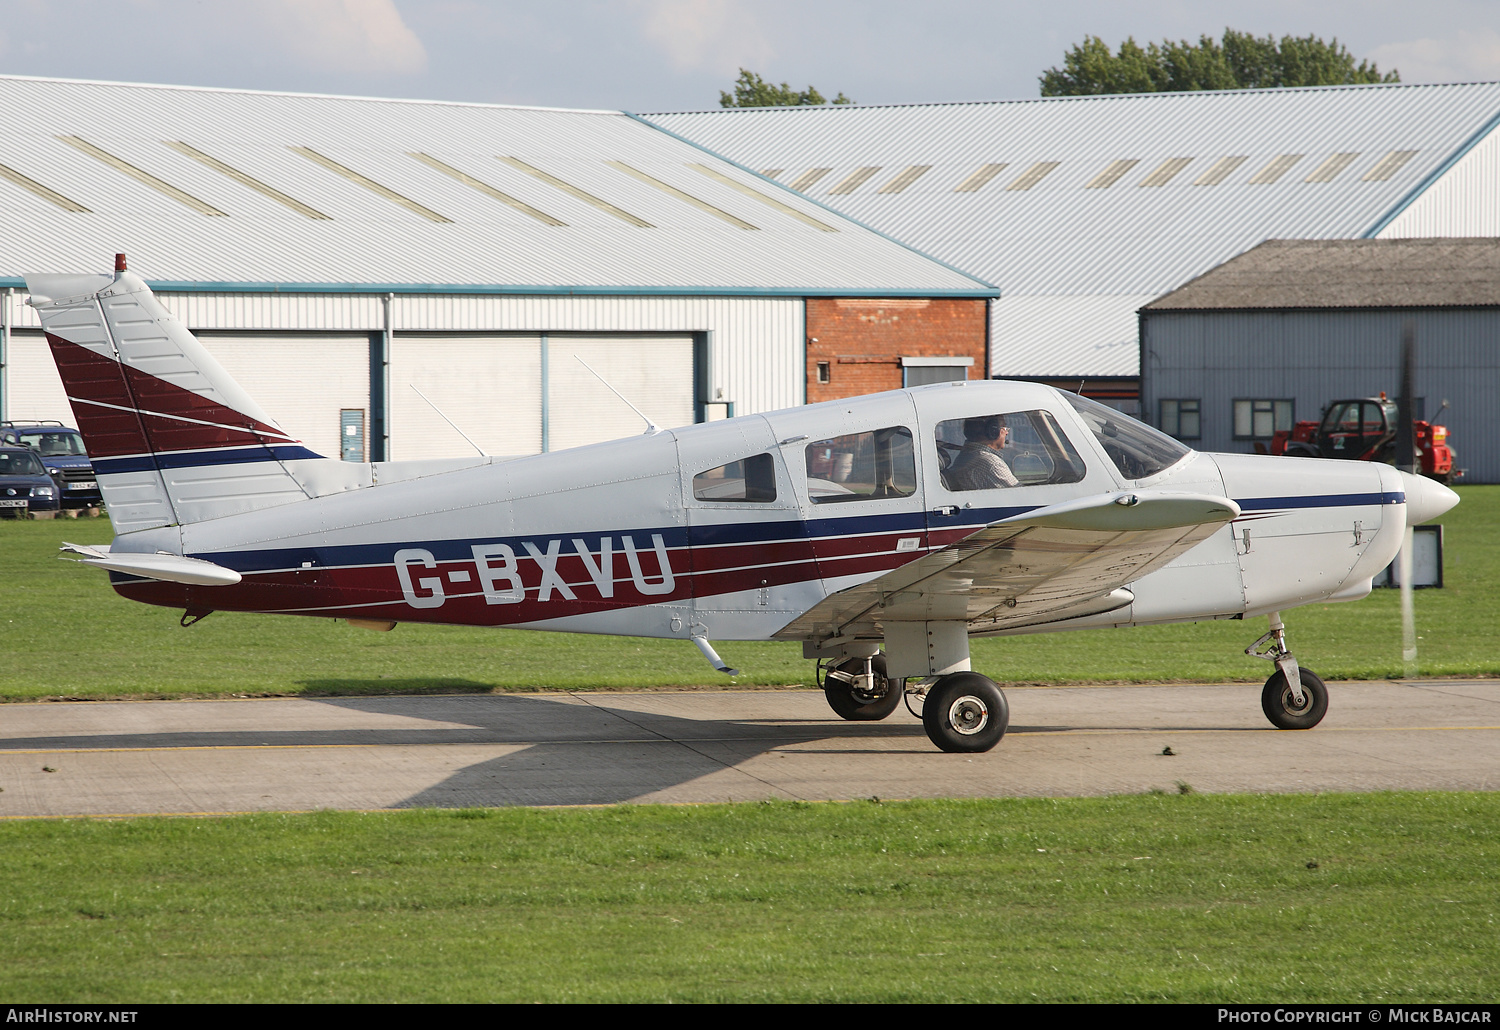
[{"x1": 777, "y1": 490, "x2": 1239, "y2": 642}]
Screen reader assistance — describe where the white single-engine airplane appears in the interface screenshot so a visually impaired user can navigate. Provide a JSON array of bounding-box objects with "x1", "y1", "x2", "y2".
[{"x1": 28, "y1": 262, "x2": 1459, "y2": 753}]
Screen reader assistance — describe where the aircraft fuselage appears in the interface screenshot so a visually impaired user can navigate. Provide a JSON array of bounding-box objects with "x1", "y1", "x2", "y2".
[{"x1": 108, "y1": 381, "x2": 1415, "y2": 643}]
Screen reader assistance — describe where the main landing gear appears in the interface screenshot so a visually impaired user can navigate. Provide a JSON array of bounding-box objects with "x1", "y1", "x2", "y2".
[
  {"x1": 819, "y1": 652, "x2": 1010, "y2": 753},
  {"x1": 918, "y1": 672, "x2": 1009, "y2": 753},
  {"x1": 1246, "y1": 612, "x2": 1329, "y2": 730},
  {"x1": 820, "y1": 654, "x2": 905, "y2": 721}
]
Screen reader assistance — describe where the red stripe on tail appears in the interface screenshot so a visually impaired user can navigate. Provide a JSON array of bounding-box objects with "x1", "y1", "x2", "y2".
[{"x1": 46, "y1": 332, "x2": 297, "y2": 458}]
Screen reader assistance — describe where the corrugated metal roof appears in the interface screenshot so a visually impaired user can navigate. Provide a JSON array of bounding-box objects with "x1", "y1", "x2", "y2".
[
  {"x1": 1145, "y1": 237, "x2": 1500, "y2": 309},
  {"x1": 990, "y1": 294, "x2": 1151, "y2": 377},
  {"x1": 647, "y1": 82, "x2": 1500, "y2": 373},
  {"x1": 0, "y1": 75, "x2": 992, "y2": 296}
]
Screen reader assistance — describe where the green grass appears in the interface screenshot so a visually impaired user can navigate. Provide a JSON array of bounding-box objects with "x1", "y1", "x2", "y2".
[
  {"x1": 1, "y1": 485, "x2": 1496, "y2": 700},
  {"x1": 0, "y1": 794, "x2": 1493, "y2": 1003}
]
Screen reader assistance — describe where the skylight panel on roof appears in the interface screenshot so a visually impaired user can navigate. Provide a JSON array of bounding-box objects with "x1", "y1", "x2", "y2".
[
  {"x1": 165, "y1": 141, "x2": 329, "y2": 220},
  {"x1": 408, "y1": 152, "x2": 565, "y2": 226},
  {"x1": 60, "y1": 136, "x2": 225, "y2": 216},
  {"x1": 1364, "y1": 150, "x2": 1419, "y2": 181},
  {"x1": 291, "y1": 146, "x2": 450, "y2": 223},
  {"x1": 788, "y1": 168, "x2": 832, "y2": 191},
  {"x1": 829, "y1": 166, "x2": 881, "y2": 194},
  {"x1": 1194, "y1": 156, "x2": 1247, "y2": 185},
  {"x1": 498, "y1": 156, "x2": 652, "y2": 227},
  {"x1": 953, "y1": 163, "x2": 1007, "y2": 193},
  {"x1": 1085, "y1": 159, "x2": 1138, "y2": 189},
  {"x1": 1248, "y1": 154, "x2": 1303, "y2": 184},
  {"x1": 607, "y1": 161, "x2": 757, "y2": 229},
  {"x1": 878, "y1": 165, "x2": 931, "y2": 194},
  {"x1": 1138, "y1": 157, "x2": 1193, "y2": 187},
  {"x1": 687, "y1": 164, "x2": 838, "y2": 231},
  {"x1": 1005, "y1": 162, "x2": 1060, "y2": 191},
  {"x1": 1305, "y1": 153, "x2": 1359, "y2": 183},
  {"x1": 760, "y1": 169, "x2": 784, "y2": 179},
  {"x1": 0, "y1": 161, "x2": 88, "y2": 212}
]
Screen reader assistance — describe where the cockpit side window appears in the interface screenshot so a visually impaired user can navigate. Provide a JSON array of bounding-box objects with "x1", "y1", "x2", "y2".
[
  {"x1": 693, "y1": 452, "x2": 778, "y2": 502},
  {"x1": 935, "y1": 410, "x2": 1086, "y2": 491},
  {"x1": 1062, "y1": 392, "x2": 1191, "y2": 480},
  {"x1": 805, "y1": 427, "x2": 916, "y2": 504}
]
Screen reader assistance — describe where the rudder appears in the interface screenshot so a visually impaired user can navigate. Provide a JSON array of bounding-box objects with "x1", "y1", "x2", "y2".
[{"x1": 26, "y1": 262, "x2": 334, "y2": 533}]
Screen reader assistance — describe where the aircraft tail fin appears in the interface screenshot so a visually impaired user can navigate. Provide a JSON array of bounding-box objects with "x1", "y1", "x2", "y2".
[{"x1": 25, "y1": 262, "x2": 338, "y2": 534}]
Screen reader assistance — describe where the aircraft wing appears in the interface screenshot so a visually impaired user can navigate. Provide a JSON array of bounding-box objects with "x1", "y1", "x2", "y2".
[{"x1": 776, "y1": 490, "x2": 1240, "y2": 643}]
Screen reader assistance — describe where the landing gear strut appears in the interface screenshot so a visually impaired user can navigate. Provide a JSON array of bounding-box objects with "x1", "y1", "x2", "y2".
[
  {"x1": 821, "y1": 654, "x2": 905, "y2": 721},
  {"x1": 1246, "y1": 612, "x2": 1328, "y2": 730}
]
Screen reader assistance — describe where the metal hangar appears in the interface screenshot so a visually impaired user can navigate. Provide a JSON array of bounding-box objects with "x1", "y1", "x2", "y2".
[
  {"x1": 648, "y1": 82, "x2": 1500, "y2": 414},
  {"x1": 0, "y1": 75, "x2": 994, "y2": 461}
]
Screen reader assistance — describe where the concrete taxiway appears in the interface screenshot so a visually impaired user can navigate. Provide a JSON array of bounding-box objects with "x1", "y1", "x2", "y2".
[{"x1": 0, "y1": 680, "x2": 1496, "y2": 816}]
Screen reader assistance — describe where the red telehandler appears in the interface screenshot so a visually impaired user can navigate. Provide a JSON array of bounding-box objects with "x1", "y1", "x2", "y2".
[{"x1": 1267, "y1": 393, "x2": 1458, "y2": 483}]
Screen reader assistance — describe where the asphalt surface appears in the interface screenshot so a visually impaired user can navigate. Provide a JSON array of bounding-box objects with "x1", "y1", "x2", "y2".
[{"x1": 1, "y1": 680, "x2": 1497, "y2": 816}]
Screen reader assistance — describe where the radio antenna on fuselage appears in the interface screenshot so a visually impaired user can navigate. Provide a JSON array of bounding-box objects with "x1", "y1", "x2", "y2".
[
  {"x1": 409, "y1": 383, "x2": 487, "y2": 456},
  {"x1": 574, "y1": 355, "x2": 660, "y2": 434}
]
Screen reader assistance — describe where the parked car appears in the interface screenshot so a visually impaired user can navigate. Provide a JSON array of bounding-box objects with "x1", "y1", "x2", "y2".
[
  {"x1": 1, "y1": 421, "x2": 101, "y2": 508},
  {"x1": 0, "y1": 446, "x2": 61, "y2": 517}
]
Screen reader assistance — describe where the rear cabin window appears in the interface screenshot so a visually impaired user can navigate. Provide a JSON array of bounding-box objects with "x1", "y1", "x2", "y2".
[
  {"x1": 936, "y1": 409, "x2": 1087, "y2": 491},
  {"x1": 693, "y1": 453, "x2": 778, "y2": 502},
  {"x1": 805, "y1": 427, "x2": 916, "y2": 504}
]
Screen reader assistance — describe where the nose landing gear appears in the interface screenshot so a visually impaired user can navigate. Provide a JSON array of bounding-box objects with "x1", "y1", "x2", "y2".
[{"x1": 1246, "y1": 612, "x2": 1329, "y2": 729}]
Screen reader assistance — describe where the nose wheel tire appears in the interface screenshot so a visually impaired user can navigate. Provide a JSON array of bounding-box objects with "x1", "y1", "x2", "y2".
[
  {"x1": 823, "y1": 654, "x2": 905, "y2": 722},
  {"x1": 921, "y1": 672, "x2": 1009, "y2": 753},
  {"x1": 1261, "y1": 668, "x2": 1328, "y2": 730}
]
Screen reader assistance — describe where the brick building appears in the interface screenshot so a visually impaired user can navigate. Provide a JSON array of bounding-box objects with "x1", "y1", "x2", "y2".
[{"x1": 805, "y1": 297, "x2": 988, "y2": 403}]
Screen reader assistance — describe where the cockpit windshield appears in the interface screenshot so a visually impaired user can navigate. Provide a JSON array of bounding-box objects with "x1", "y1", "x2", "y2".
[{"x1": 1062, "y1": 393, "x2": 1191, "y2": 481}]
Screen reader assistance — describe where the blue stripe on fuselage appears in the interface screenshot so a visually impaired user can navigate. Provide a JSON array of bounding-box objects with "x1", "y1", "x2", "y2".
[
  {"x1": 1236, "y1": 491, "x2": 1403, "y2": 511},
  {"x1": 184, "y1": 492, "x2": 1401, "y2": 574}
]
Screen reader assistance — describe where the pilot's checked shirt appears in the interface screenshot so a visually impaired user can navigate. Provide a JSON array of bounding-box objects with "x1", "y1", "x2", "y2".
[{"x1": 947, "y1": 443, "x2": 1019, "y2": 490}]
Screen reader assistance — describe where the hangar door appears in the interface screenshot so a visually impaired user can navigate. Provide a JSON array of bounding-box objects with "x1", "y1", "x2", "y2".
[
  {"x1": 198, "y1": 334, "x2": 371, "y2": 461},
  {"x1": 390, "y1": 334, "x2": 695, "y2": 460},
  {"x1": 3, "y1": 332, "x2": 70, "y2": 425}
]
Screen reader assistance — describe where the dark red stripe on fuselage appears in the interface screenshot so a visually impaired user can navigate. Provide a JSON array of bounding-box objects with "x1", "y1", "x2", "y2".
[{"x1": 110, "y1": 527, "x2": 946, "y2": 626}]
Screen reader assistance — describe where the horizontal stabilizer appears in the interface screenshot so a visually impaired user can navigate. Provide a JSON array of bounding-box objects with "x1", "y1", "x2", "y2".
[{"x1": 60, "y1": 542, "x2": 241, "y2": 586}]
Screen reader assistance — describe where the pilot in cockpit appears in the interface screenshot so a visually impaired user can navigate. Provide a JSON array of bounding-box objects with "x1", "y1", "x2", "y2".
[{"x1": 946, "y1": 414, "x2": 1019, "y2": 490}]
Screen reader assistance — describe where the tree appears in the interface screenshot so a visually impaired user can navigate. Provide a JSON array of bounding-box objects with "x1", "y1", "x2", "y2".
[
  {"x1": 1039, "y1": 29, "x2": 1398, "y2": 96},
  {"x1": 719, "y1": 68, "x2": 853, "y2": 108}
]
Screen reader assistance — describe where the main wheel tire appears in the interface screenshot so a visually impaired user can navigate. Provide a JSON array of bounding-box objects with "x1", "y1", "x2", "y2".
[
  {"x1": 1261, "y1": 668, "x2": 1329, "y2": 730},
  {"x1": 921, "y1": 672, "x2": 1009, "y2": 753},
  {"x1": 823, "y1": 654, "x2": 905, "y2": 722}
]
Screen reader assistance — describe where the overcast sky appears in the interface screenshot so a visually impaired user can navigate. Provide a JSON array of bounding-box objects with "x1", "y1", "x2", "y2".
[{"x1": 2, "y1": 0, "x2": 1498, "y2": 112}]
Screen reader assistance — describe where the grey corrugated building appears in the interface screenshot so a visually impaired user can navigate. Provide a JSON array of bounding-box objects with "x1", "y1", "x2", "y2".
[
  {"x1": 1140, "y1": 237, "x2": 1500, "y2": 482},
  {"x1": 0, "y1": 75, "x2": 994, "y2": 462},
  {"x1": 648, "y1": 82, "x2": 1500, "y2": 410}
]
